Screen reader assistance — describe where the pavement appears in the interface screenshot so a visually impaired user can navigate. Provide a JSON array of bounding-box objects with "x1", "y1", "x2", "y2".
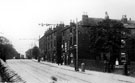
[{"x1": 33, "y1": 59, "x2": 135, "y2": 83}]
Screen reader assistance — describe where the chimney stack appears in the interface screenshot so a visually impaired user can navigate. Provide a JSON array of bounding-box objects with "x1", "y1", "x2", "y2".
[
  {"x1": 121, "y1": 15, "x2": 127, "y2": 23},
  {"x1": 105, "y1": 11, "x2": 109, "y2": 20}
]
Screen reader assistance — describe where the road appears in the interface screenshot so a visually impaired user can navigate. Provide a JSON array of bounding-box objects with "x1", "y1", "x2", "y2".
[{"x1": 7, "y1": 59, "x2": 135, "y2": 83}]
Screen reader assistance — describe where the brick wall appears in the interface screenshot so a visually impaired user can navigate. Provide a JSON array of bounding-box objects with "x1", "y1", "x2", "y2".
[{"x1": 71, "y1": 59, "x2": 135, "y2": 76}]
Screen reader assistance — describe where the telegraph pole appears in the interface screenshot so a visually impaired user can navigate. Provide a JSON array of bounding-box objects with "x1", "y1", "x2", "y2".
[{"x1": 75, "y1": 19, "x2": 79, "y2": 71}]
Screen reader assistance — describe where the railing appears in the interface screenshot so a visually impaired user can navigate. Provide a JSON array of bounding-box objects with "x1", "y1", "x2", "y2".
[{"x1": 0, "y1": 59, "x2": 26, "y2": 82}]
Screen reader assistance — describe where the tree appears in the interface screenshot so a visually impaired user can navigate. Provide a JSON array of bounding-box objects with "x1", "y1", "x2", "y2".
[
  {"x1": 0, "y1": 36, "x2": 18, "y2": 61},
  {"x1": 32, "y1": 46, "x2": 40, "y2": 59},
  {"x1": 25, "y1": 49, "x2": 33, "y2": 59},
  {"x1": 4, "y1": 44, "x2": 18, "y2": 59},
  {"x1": 89, "y1": 19, "x2": 129, "y2": 63}
]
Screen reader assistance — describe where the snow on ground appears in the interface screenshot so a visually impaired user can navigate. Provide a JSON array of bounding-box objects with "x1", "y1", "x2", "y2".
[
  {"x1": 37, "y1": 59, "x2": 135, "y2": 83},
  {"x1": 7, "y1": 59, "x2": 135, "y2": 83}
]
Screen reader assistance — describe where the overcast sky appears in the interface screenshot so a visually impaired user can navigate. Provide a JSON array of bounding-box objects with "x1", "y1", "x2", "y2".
[{"x1": 0, "y1": 0, "x2": 135, "y2": 55}]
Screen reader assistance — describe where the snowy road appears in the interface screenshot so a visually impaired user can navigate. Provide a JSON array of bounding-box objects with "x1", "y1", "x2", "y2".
[{"x1": 7, "y1": 59, "x2": 135, "y2": 83}]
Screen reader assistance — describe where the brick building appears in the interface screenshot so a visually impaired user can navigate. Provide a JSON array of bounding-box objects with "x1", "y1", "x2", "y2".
[
  {"x1": 39, "y1": 35, "x2": 45, "y2": 59},
  {"x1": 39, "y1": 24, "x2": 64, "y2": 63},
  {"x1": 39, "y1": 15, "x2": 104, "y2": 65},
  {"x1": 121, "y1": 15, "x2": 135, "y2": 62},
  {"x1": 39, "y1": 28, "x2": 55, "y2": 62},
  {"x1": 60, "y1": 15, "x2": 103, "y2": 66},
  {"x1": 39, "y1": 14, "x2": 135, "y2": 72},
  {"x1": 78, "y1": 15, "x2": 103, "y2": 60},
  {"x1": 61, "y1": 23, "x2": 75, "y2": 65}
]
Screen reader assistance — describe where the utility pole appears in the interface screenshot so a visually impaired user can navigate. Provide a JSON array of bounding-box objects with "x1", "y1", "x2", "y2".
[
  {"x1": 75, "y1": 19, "x2": 79, "y2": 71},
  {"x1": 121, "y1": 32, "x2": 128, "y2": 75}
]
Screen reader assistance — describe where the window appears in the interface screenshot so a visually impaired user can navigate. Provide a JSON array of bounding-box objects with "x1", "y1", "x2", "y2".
[
  {"x1": 70, "y1": 28, "x2": 72, "y2": 33},
  {"x1": 62, "y1": 32, "x2": 65, "y2": 36},
  {"x1": 63, "y1": 40, "x2": 64, "y2": 45},
  {"x1": 51, "y1": 41, "x2": 53, "y2": 48},
  {"x1": 54, "y1": 40, "x2": 56, "y2": 47},
  {"x1": 70, "y1": 37, "x2": 72, "y2": 45}
]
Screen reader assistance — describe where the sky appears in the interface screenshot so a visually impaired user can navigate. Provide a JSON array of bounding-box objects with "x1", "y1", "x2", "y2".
[{"x1": 0, "y1": 0, "x2": 135, "y2": 55}]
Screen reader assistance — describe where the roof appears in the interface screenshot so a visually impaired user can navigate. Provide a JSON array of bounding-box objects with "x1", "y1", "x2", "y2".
[
  {"x1": 61, "y1": 25, "x2": 70, "y2": 32},
  {"x1": 123, "y1": 20, "x2": 135, "y2": 29},
  {"x1": 88, "y1": 17, "x2": 103, "y2": 25}
]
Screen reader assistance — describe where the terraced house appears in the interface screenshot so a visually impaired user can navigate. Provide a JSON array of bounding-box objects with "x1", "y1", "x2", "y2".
[{"x1": 39, "y1": 24, "x2": 64, "y2": 63}]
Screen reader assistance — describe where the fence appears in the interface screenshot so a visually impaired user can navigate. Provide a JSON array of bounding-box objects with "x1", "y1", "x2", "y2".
[{"x1": 0, "y1": 59, "x2": 26, "y2": 82}]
